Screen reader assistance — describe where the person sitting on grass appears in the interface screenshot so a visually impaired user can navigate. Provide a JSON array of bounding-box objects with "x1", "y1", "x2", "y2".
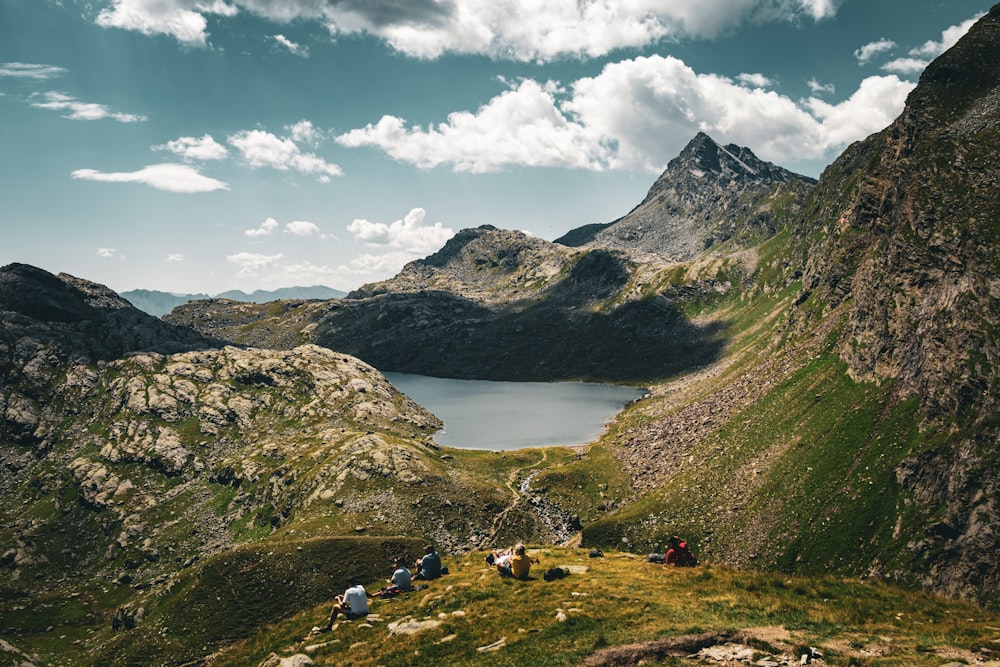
[
  {"x1": 389, "y1": 557, "x2": 412, "y2": 592},
  {"x1": 320, "y1": 577, "x2": 368, "y2": 631},
  {"x1": 496, "y1": 543, "x2": 539, "y2": 580},
  {"x1": 414, "y1": 544, "x2": 442, "y2": 580},
  {"x1": 665, "y1": 536, "x2": 699, "y2": 567}
]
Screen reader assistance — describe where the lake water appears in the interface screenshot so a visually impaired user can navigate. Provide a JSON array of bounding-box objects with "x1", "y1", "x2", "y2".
[{"x1": 384, "y1": 373, "x2": 647, "y2": 451}]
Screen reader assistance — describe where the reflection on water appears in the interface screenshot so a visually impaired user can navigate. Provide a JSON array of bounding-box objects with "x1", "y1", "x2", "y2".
[{"x1": 385, "y1": 373, "x2": 646, "y2": 451}]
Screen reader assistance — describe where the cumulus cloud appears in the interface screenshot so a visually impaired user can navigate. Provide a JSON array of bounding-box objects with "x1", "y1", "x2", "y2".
[
  {"x1": 284, "y1": 220, "x2": 321, "y2": 237},
  {"x1": 72, "y1": 163, "x2": 230, "y2": 193},
  {"x1": 882, "y1": 13, "x2": 984, "y2": 75},
  {"x1": 96, "y1": 0, "x2": 237, "y2": 47},
  {"x1": 30, "y1": 91, "x2": 146, "y2": 122},
  {"x1": 226, "y1": 251, "x2": 285, "y2": 278},
  {"x1": 287, "y1": 120, "x2": 321, "y2": 145},
  {"x1": 228, "y1": 128, "x2": 342, "y2": 180},
  {"x1": 339, "y1": 55, "x2": 913, "y2": 175},
  {"x1": 347, "y1": 208, "x2": 455, "y2": 257},
  {"x1": 272, "y1": 34, "x2": 308, "y2": 57},
  {"x1": 807, "y1": 78, "x2": 835, "y2": 95},
  {"x1": 854, "y1": 39, "x2": 896, "y2": 64},
  {"x1": 89, "y1": 0, "x2": 845, "y2": 61},
  {"x1": 0, "y1": 62, "x2": 67, "y2": 79},
  {"x1": 336, "y1": 79, "x2": 608, "y2": 173},
  {"x1": 245, "y1": 217, "x2": 279, "y2": 237},
  {"x1": 909, "y1": 13, "x2": 984, "y2": 59},
  {"x1": 155, "y1": 134, "x2": 229, "y2": 161},
  {"x1": 167, "y1": 253, "x2": 184, "y2": 263},
  {"x1": 737, "y1": 73, "x2": 773, "y2": 88},
  {"x1": 96, "y1": 248, "x2": 119, "y2": 258}
]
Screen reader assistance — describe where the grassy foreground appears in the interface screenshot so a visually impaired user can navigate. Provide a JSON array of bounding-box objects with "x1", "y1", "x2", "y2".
[{"x1": 211, "y1": 546, "x2": 1000, "y2": 667}]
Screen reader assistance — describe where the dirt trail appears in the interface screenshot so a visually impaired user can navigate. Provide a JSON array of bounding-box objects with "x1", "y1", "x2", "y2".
[{"x1": 479, "y1": 450, "x2": 548, "y2": 548}]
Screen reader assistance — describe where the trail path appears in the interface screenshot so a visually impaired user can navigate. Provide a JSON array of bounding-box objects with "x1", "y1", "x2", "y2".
[{"x1": 479, "y1": 450, "x2": 548, "y2": 549}]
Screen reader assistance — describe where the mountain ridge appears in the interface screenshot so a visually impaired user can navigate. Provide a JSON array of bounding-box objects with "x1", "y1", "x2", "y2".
[{"x1": 121, "y1": 285, "x2": 346, "y2": 317}]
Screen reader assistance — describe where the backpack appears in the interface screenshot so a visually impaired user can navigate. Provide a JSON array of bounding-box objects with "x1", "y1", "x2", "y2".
[
  {"x1": 589, "y1": 549, "x2": 604, "y2": 558},
  {"x1": 646, "y1": 553, "x2": 666, "y2": 564},
  {"x1": 543, "y1": 567, "x2": 568, "y2": 581}
]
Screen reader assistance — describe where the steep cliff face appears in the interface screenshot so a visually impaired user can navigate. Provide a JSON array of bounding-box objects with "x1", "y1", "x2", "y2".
[
  {"x1": 776, "y1": 6, "x2": 1000, "y2": 603},
  {"x1": 557, "y1": 132, "x2": 815, "y2": 258},
  {"x1": 797, "y1": 8, "x2": 1000, "y2": 420}
]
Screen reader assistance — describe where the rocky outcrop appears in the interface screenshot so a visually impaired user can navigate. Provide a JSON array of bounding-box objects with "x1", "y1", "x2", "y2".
[{"x1": 557, "y1": 132, "x2": 815, "y2": 259}]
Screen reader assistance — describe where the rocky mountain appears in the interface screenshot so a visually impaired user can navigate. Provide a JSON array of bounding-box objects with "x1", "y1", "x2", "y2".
[
  {"x1": 167, "y1": 226, "x2": 736, "y2": 381},
  {"x1": 786, "y1": 4, "x2": 1000, "y2": 602},
  {"x1": 556, "y1": 132, "x2": 816, "y2": 259},
  {"x1": 0, "y1": 264, "x2": 541, "y2": 665},
  {"x1": 579, "y1": 5, "x2": 1000, "y2": 608},
  {"x1": 122, "y1": 285, "x2": 346, "y2": 317}
]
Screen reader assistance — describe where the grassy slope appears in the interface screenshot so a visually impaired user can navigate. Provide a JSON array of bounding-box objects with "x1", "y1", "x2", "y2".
[{"x1": 207, "y1": 546, "x2": 999, "y2": 667}]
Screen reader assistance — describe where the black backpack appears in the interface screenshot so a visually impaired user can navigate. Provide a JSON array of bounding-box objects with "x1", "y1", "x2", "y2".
[{"x1": 543, "y1": 567, "x2": 568, "y2": 581}]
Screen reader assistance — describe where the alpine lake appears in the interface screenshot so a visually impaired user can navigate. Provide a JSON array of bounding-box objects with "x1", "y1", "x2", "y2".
[{"x1": 384, "y1": 373, "x2": 647, "y2": 451}]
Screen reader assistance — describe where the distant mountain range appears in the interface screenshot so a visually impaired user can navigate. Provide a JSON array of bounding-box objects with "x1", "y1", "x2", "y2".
[{"x1": 120, "y1": 285, "x2": 346, "y2": 317}]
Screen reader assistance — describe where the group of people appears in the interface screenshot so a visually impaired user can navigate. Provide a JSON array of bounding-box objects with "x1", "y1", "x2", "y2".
[
  {"x1": 318, "y1": 544, "x2": 442, "y2": 632},
  {"x1": 320, "y1": 537, "x2": 695, "y2": 631}
]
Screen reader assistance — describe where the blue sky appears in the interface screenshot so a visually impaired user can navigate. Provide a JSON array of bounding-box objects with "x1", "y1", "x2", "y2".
[{"x1": 0, "y1": 0, "x2": 990, "y2": 295}]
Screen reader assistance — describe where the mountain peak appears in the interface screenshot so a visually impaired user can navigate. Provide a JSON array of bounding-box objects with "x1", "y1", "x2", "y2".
[{"x1": 556, "y1": 133, "x2": 815, "y2": 258}]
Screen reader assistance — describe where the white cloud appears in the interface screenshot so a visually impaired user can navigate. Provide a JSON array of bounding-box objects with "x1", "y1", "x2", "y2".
[
  {"x1": 336, "y1": 79, "x2": 608, "y2": 173},
  {"x1": 226, "y1": 251, "x2": 285, "y2": 278},
  {"x1": 0, "y1": 62, "x2": 67, "y2": 79},
  {"x1": 272, "y1": 34, "x2": 308, "y2": 57},
  {"x1": 95, "y1": 0, "x2": 237, "y2": 47},
  {"x1": 155, "y1": 134, "x2": 229, "y2": 161},
  {"x1": 228, "y1": 129, "x2": 342, "y2": 179},
  {"x1": 71, "y1": 163, "x2": 230, "y2": 193},
  {"x1": 881, "y1": 57, "x2": 930, "y2": 76},
  {"x1": 90, "y1": 0, "x2": 845, "y2": 61},
  {"x1": 30, "y1": 91, "x2": 146, "y2": 122},
  {"x1": 287, "y1": 120, "x2": 320, "y2": 145},
  {"x1": 737, "y1": 73, "x2": 773, "y2": 88},
  {"x1": 909, "y1": 13, "x2": 983, "y2": 59},
  {"x1": 881, "y1": 13, "x2": 985, "y2": 76},
  {"x1": 854, "y1": 39, "x2": 896, "y2": 64},
  {"x1": 166, "y1": 253, "x2": 184, "y2": 263},
  {"x1": 338, "y1": 55, "x2": 914, "y2": 175},
  {"x1": 807, "y1": 78, "x2": 835, "y2": 95},
  {"x1": 347, "y1": 208, "x2": 455, "y2": 255},
  {"x1": 96, "y1": 248, "x2": 118, "y2": 258},
  {"x1": 803, "y1": 75, "x2": 913, "y2": 149},
  {"x1": 284, "y1": 220, "x2": 321, "y2": 237},
  {"x1": 245, "y1": 217, "x2": 279, "y2": 237}
]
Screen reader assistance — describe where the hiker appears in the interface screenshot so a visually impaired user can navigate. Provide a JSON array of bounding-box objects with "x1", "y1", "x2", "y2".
[
  {"x1": 500, "y1": 543, "x2": 539, "y2": 580},
  {"x1": 487, "y1": 547, "x2": 513, "y2": 574},
  {"x1": 320, "y1": 578, "x2": 369, "y2": 631},
  {"x1": 389, "y1": 557, "x2": 412, "y2": 592},
  {"x1": 414, "y1": 544, "x2": 441, "y2": 580},
  {"x1": 665, "y1": 536, "x2": 698, "y2": 567}
]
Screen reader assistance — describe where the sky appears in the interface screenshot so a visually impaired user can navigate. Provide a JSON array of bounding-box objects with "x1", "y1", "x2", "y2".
[{"x1": 0, "y1": 0, "x2": 991, "y2": 295}]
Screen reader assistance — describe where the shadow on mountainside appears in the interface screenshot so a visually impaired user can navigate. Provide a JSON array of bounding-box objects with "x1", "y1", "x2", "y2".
[{"x1": 314, "y1": 256, "x2": 727, "y2": 382}]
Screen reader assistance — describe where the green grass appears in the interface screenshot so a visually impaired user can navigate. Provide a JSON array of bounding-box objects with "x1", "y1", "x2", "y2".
[{"x1": 201, "y1": 547, "x2": 999, "y2": 667}]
